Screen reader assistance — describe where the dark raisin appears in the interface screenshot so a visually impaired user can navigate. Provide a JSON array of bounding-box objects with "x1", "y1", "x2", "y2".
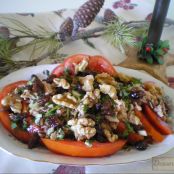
[
  {"x1": 9, "y1": 113, "x2": 24, "y2": 122},
  {"x1": 131, "y1": 124, "x2": 144, "y2": 132},
  {"x1": 38, "y1": 95, "x2": 51, "y2": 106},
  {"x1": 135, "y1": 141, "x2": 148, "y2": 151},
  {"x1": 75, "y1": 84, "x2": 85, "y2": 94},
  {"x1": 77, "y1": 71, "x2": 97, "y2": 77},
  {"x1": 45, "y1": 74, "x2": 57, "y2": 84},
  {"x1": 31, "y1": 75, "x2": 45, "y2": 95},
  {"x1": 130, "y1": 90, "x2": 144, "y2": 100},
  {"x1": 56, "y1": 87, "x2": 68, "y2": 94},
  {"x1": 95, "y1": 103, "x2": 101, "y2": 111},
  {"x1": 94, "y1": 125, "x2": 107, "y2": 143},
  {"x1": 28, "y1": 133, "x2": 40, "y2": 149},
  {"x1": 101, "y1": 102, "x2": 115, "y2": 116},
  {"x1": 144, "y1": 136, "x2": 153, "y2": 144},
  {"x1": 45, "y1": 117, "x2": 63, "y2": 128}
]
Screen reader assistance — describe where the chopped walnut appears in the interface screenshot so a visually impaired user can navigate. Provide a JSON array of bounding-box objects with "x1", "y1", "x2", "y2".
[
  {"x1": 144, "y1": 82, "x2": 163, "y2": 96},
  {"x1": 1, "y1": 95, "x2": 22, "y2": 113},
  {"x1": 79, "y1": 75, "x2": 94, "y2": 92},
  {"x1": 52, "y1": 93, "x2": 77, "y2": 109},
  {"x1": 101, "y1": 122, "x2": 112, "y2": 131},
  {"x1": 99, "y1": 84, "x2": 117, "y2": 99},
  {"x1": 105, "y1": 115, "x2": 119, "y2": 123},
  {"x1": 103, "y1": 129, "x2": 118, "y2": 143},
  {"x1": 77, "y1": 89, "x2": 100, "y2": 117},
  {"x1": 95, "y1": 73, "x2": 117, "y2": 86},
  {"x1": 53, "y1": 78, "x2": 70, "y2": 89},
  {"x1": 74, "y1": 58, "x2": 89, "y2": 74},
  {"x1": 129, "y1": 111, "x2": 141, "y2": 125},
  {"x1": 20, "y1": 89, "x2": 37, "y2": 100},
  {"x1": 42, "y1": 81, "x2": 55, "y2": 95},
  {"x1": 117, "y1": 72, "x2": 133, "y2": 83},
  {"x1": 67, "y1": 118, "x2": 96, "y2": 141}
]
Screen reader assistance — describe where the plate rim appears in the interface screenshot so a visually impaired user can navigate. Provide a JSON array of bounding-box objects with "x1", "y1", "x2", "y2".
[{"x1": 0, "y1": 64, "x2": 174, "y2": 165}]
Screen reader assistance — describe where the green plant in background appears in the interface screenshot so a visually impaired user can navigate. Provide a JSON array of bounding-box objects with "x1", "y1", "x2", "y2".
[
  {"x1": 0, "y1": 0, "x2": 173, "y2": 77},
  {"x1": 138, "y1": 36, "x2": 170, "y2": 64}
]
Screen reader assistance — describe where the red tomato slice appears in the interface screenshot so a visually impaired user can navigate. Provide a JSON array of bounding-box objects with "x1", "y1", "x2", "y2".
[
  {"x1": 54, "y1": 54, "x2": 117, "y2": 76},
  {"x1": 116, "y1": 121, "x2": 126, "y2": 134},
  {"x1": 89, "y1": 55, "x2": 117, "y2": 76},
  {"x1": 52, "y1": 63, "x2": 65, "y2": 77},
  {"x1": 135, "y1": 109, "x2": 164, "y2": 143},
  {"x1": 127, "y1": 133, "x2": 144, "y2": 145},
  {"x1": 143, "y1": 104, "x2": 172, "y2": 135},
  {"x1": 63, "y1": 54, "x2": 90, "y2": 75},
  {"x1": 41, "y1": 138, "x2": 126, "y2": 157},
  {"x1": 0, "y1": 81, "x2": 31, "y2": 143}
]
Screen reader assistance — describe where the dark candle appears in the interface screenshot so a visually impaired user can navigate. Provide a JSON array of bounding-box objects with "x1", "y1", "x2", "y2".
[{"x1": 147, "y1": 0, "x2": 170, "y2": 46}]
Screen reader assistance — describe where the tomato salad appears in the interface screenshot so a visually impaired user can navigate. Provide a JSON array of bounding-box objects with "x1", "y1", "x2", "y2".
[{"x1": 0, "y1": 54, "x2": 173, "y2": 157}]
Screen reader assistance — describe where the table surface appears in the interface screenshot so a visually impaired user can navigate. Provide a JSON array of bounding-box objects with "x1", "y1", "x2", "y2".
[{"x1": 0, "y1": 0, "x2": 174, "y2": 173}]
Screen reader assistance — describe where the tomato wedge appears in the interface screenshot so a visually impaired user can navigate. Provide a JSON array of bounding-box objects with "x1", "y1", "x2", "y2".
[
  {"x1": 143, "y1": 104, "x2": 172, "y2": 135},
  {"x1": 54, "y1": 54, "x2": 117, "y2": 76},
  {"x1": 52, "y1": 63, "x2": 65, "y2": 77},
  {"x1": 127, "y1": 133, "x2": 144, "y2": 145},
  {"x1": 135, "y1": 109, "x2": 164, "y2": 142},
  {"x1": 88, "y1": 55, "x2": 117, "y2": 76},
  {"x1": 41, "y1": 138, "x2": 126, "y2": 157},
  {"x1": 0, "y1": 81, "x2": 31, "y2": 143}
]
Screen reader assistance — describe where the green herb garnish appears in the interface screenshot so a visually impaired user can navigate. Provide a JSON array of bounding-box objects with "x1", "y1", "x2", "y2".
[{"x1": 45, "y1": 105, "x2": 61, "y2": 117}]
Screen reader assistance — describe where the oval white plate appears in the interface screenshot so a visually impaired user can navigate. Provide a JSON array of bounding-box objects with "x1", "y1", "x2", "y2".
[{"x1": 0, "y1": 64, "x2": 174, "y2": 165}]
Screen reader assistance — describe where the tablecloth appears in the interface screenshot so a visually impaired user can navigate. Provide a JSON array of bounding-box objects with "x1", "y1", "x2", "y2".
[{"x1": 0, "y1": 0, "x2": 174, "y2": 173}]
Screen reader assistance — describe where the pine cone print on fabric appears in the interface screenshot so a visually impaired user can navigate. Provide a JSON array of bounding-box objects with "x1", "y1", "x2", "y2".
[
  {"x1": 72, "y1": 0, "x2": 105, "y2": 37},
  {"x1": 103, "y1": 9, "x2": 118, "y2": 23},
  {"x1": 59, "y1": 17, "x2": 73, "y2": 41}
]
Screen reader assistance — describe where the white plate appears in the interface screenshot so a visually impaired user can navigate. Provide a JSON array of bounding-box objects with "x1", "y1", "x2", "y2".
[{"x1": 0, "y1": 64, "x2": 174, "y2": 165}]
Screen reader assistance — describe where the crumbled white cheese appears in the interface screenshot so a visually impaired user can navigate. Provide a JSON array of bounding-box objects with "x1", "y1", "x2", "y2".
[
  {"x1": 29, "y1": 101, "x2": 42, "y2": 117},
  {"x1": 99, "y1": 84, "x2": 117, "y2": 99},
  {"x1": 79, "y1": 75, "x2": 94, "y2": 92},
  {"x1": 154, "y1": 105, "x2": 164, "y2": 118},
  {"x1": 134, "y1": 102, "x2": 142, "y2": 111},
  {"x1": 129, "y1": 111, "x2": 141, "y2": 125},
  {"x1": 52, "y1": 93, "x2": 77, "y2": 109},
  {"x1": 46, "y1": 127, "x2": 54, "y2": 136},
  {"x1": 34, "y1": 113, "x2": 42, "y2": 125},
  {"x1": 114, "y1": 99, "x2": 125, "y2": 111},
  {"x1": 138, "y1": 130, "x2": 147, "y2": 136},
  {"x1": 68, "y1": 118, "x2": 96, "y2": 141},
  {"x1": 53, "y1": 78, "x2": 70, "y2": 89},
  {"x1": 74, "y1": 59, "x2": 89, "y2": 74}
]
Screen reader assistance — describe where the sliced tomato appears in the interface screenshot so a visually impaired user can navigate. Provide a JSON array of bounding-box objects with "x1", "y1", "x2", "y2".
[
  {"x1": 116, "y1": 121, "x2": 126, "y2": 134},
  {"x1": 143, "y1": 104, "x2": 172, "y2": 135},
  {"x1": 63, "y1": 54, "x2": 90, "y2": 75},
  {"x1": 0, "y1": 81, "x2": 31, "y2": 143},
  {"x1": 41, "y1": 139, "x2": 126, "y2": 157},
  {"x1": 135, "y1": 109, "x2": 164, "y2": 142},
  {"x1": 127, "y1": 132, "x2": 144, "y2": 145},
  {"x1": 55, "y1": 54, "x2": 117, "y2": 76},
  {"x1": 52, "y1": 63, "x2": 65, "y2": 77},
  {"x1": 89, "y1": 55, "x2": 117, "y2": 76}
]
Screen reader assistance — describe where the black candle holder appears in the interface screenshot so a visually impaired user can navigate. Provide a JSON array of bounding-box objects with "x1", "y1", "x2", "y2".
[{"x1": 138, "y1": 0, "x2": 170, "y2": 65}]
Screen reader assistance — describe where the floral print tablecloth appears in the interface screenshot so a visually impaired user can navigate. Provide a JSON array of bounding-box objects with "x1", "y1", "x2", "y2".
[{"x1": 0, "y1": 0, "x2": 174, "y2": 173}]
